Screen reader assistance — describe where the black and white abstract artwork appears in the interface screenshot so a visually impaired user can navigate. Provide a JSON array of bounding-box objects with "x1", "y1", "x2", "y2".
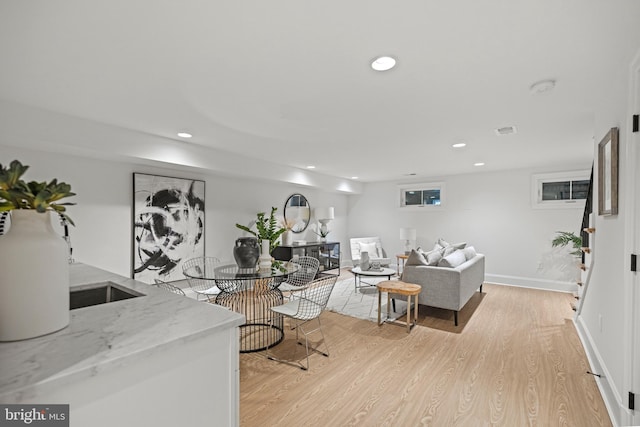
[{"x1": 132, "y1": 173, "x2": 205, "y2": 283}]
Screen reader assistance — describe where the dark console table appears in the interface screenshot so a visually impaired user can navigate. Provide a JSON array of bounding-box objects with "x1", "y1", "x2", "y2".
[{"x1": 272, "y1": 241, "x2": 340, "y2": 275}]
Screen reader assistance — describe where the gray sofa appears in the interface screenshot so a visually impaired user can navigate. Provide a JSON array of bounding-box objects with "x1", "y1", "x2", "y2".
[{"x1": 401, "y1": 248, "x2": 485, "y2": 326}]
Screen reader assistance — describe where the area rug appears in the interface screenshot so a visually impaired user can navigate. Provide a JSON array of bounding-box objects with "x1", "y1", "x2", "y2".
[{"x1": 326, "y1": 276, "x2": 410, "y2": 322}]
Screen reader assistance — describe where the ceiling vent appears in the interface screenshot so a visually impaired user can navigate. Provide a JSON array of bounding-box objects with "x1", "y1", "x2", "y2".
[{"x1": 495, "y1": 126, "x2": 517, "y2": 136}]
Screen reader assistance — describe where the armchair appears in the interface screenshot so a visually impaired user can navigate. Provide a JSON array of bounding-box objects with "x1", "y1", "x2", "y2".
[{"x1": 349, "y1": 237, "x2": 391, "y2": 267}]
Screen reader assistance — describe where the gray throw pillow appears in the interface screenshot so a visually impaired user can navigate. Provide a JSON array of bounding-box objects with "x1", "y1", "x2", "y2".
[
  {"x1": 405, "y1": 249, "x2": 428, "y2": 266},
  {"x1": 438, "y1": 249, "x2": 467, "y2": 268},
  {"x1": 425, "y1": 250, "x2": 442, "y2": 266}
]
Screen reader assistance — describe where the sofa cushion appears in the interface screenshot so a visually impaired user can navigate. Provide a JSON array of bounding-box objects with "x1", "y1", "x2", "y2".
[
  {"x1": 438, "y1": 249, "x2": 467, "y2": 267},
  {"x1": 405, "y1": 249, "x2": 428, "y2": 266},
  {"x1": 359, "y1": 241, "x2": 380, "y2": 258},
  {"x1": 462, "y1": 246, "x2": 477, "y2": 260},
  {"x1": 424, "y1": 249, "x2": 442, "y2": 266},
  {"x1": 442, "y1": 246, "x2": 456, "y2": 256},
  {"x1": 435, "y1": 239, "x2": 467, "y2": 256}
]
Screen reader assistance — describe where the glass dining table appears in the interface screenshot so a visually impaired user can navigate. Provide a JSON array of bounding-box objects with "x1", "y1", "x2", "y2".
[{"x1": 183, "y1": 261, "x2": 300, "y2": 353}]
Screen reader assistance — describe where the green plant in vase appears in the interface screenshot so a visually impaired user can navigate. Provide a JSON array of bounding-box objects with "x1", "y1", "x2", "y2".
[
  {"x1": 0, "y1": 160, "x2": 76, "y2": 225},
  {"x1": 0, "y1": 160, "x2": 76, "y2": 341},
  {"x1": 313, "y1": 228, "x2": 330, "y2": 240},
  {"x1": 235, "y1": 207, "x2": 286, "y2": 254}
]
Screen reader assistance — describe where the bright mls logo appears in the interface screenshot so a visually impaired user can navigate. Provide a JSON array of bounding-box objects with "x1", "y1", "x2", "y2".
[{"x1": 1, "y1": 405, "x2": 69, "y2": 426}]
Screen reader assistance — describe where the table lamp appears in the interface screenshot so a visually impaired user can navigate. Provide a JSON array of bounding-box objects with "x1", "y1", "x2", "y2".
[
  {"x1": 315, "y1": 207, "x2": 334, "y2": 238},
  {"x1": 400, "y1": 227, "x2": 416, "y2": 255}
]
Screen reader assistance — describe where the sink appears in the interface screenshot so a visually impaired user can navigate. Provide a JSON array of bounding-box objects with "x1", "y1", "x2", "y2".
[{"x1": 70, "y1": 282, "x2": 144, "y2": 310}]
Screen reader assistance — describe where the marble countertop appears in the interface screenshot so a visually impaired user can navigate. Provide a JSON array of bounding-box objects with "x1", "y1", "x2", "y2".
[{"x1": 0, "y1": 263, "x2": 245, "y2": 403}]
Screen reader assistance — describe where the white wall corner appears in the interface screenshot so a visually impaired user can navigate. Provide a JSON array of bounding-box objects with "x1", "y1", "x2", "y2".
[{"x1": 574, "y1": 316, "x2": 631, "y2": 426}]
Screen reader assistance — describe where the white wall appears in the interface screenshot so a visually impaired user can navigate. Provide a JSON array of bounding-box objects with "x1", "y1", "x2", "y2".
[
  {"x1": 347, "y1": 166, "x2": 590, "y2": 291},
  {"x1": 573, "y1": 49, "x2": 640, "y2": 425},
  {"x1": 0, "y1": 145, "x2": 350, "y2": 279}
]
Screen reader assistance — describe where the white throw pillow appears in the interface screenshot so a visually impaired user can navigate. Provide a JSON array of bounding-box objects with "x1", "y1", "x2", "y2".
[
  {"x1": 438, "y1": 249, "x2": 467, "y2": 268},
  {"x1": 437, "y1": 238, "x2": 451, "y2": 248},
  {"x1": 440, "y1": 240, "x2": 467, "y2": 257},
  {"x1": 442, "y1": 246, "x2": 456, "y2": 257},
  {"x1": 451, "y1": 241, "x2": 467, "y2": 250},
  {"x1": 359, "y1": 242, "x2": 380, "y2": 258},
  {"x1": 462, "y1": 246, "x2": 477, "y2": 260}
]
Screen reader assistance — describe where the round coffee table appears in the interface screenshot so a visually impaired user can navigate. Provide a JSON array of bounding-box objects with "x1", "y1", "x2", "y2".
[{"x1": 350, "y1": 266, "x2": 396, "y2": 291}]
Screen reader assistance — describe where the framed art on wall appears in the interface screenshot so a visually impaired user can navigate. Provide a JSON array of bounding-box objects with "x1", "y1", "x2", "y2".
[
  {"x1": 132, "y1": 173, "x2": 205, "y2": 283},
  {"x1": 597, "y1": 127, "x2": 619, "y2": 216}
]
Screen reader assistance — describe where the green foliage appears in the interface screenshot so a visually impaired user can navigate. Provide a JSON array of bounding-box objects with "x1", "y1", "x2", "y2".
[
  {"x1": 551, "y1": 231, "x2": 582, "y2": 257},
  {"x1": 0, "y1": 160, "x2": 76, "y2": 225},
  {"x1": 235, "y1": 207, "x2": 285, "y2": 253},
  {"x1": 313, "y1": 229, "x2": 329, "y2": 238}
]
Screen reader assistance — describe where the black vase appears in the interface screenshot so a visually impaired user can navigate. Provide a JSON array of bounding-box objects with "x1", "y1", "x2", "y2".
[{"x1": 233, "y1": 237, "x2": 260, "y2": 268}]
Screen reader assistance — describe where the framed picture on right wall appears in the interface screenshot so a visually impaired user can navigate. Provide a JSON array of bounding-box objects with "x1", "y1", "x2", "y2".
[{"x1": 598, "y1": 127, "x2": 619, "y2": 216}]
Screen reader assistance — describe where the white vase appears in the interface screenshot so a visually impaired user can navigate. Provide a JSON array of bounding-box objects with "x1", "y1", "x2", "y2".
[
  {"x1": 258, "y1": 239, "x2": 272, "y2": 270},
  {"x1": 0, "y1": 210, "x2": 70, "y2": 341},
  {"x1": 282, "y1": 230, "x2": 293, "y2": 246},
  {"x1": 360, "y1": 251, "x2": 370, "y2": 271}
]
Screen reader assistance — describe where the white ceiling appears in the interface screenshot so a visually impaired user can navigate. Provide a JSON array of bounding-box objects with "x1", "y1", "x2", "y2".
[{"x1": 1, "y1": 0, "x2": 640, "y2": 182}]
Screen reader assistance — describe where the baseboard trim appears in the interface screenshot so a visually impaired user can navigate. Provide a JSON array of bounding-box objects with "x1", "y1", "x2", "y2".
[
  {"x1": 573, "y1": 315, "x2": 628, "y2": 426},
  {"x1": 484, "y1": 274, "x2": 578, "y2": 293}
]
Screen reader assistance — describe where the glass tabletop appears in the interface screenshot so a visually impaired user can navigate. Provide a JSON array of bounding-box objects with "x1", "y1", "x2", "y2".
[{"x1": 183, "y1": 260, "x2": 299, "y2": 281}]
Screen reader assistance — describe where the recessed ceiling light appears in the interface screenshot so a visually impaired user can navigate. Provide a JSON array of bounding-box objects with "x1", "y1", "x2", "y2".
[
  {"x1": 371, "y1": 56, "x2": 396, "y2": 71},
  {"x1": 474, "y1": 162, "x2": 485, "y2": 167},
  {"x1": 452, "y1": 143, "x2": 466, "y2": 148},
  {"x1": 351, "y1": 176, "x2": 359, "y2": 180},
  {"x1": 306, "y1": 165, "x2": 316, "y2": 169},
  {"x1": 529, "y1": 79, "x2": 556, "y2": 95},
  {"x1": 177, "y1": 132, "x2": 192, "y2": 138},
  {"x1": 494, "y1": 126, "x2": 517, "y2": 136}
]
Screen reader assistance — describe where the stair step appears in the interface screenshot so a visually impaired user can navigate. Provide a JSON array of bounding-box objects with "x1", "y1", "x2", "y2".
[
  {"x1": 570, "y1": 303, "x2": 577, "y2": 311},
  {"x1": 581, "y1": 247, "x2": 591, "y2": 253},
  {"x1": 584, "y1": 227, "x2": 596, "y2": 233},
  {"x1": 577, "y1": 281, "x2": 583, "y2": 286},
  {"x1": 580, "y1": 264, "x2": 587, "y2": 271}
]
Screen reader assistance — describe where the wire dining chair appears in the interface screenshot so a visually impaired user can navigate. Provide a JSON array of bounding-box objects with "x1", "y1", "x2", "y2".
[
  {"x1": 265, "y1": 275, "x2": 338, "y2": 370},
  {"x1": 153, "y1": 278, "x2": 186, "y2": 296},
  {"x1": 181, "y1": 257, "x2": 222, "y2": 302},
  {"x1": 278, "y1": 256, "x2": 320, "y2": 297}
]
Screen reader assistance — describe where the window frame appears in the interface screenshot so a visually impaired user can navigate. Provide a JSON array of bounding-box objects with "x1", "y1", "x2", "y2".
[
  {"x1": 399, "y1": 182, "x2": 445, "y2": 209},
  {"x1": 531, "y1": 170, "x2": 589, "y2": 209}
]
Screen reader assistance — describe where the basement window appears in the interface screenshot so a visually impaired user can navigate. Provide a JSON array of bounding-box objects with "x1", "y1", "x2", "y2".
[
  {"x1": 400, "y1": 182, "x2": 444, "y2": 208},
  {"x1": 531, "y1": 171, "x2": 589, "y2": 209}
]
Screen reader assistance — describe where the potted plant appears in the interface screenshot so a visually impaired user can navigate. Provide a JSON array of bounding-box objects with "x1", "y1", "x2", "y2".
[
  {"x1": 0, "y1": 160, "x2": 76, "y2": 221},
  {"x1": 313, "y1": 228, "x2": 330, "y2": 242},
  {"x1": 551, "y1": 231, "x2": 582, "y2": 257},
  {"x1": 234, "y1": 207, "x2": 286, "y2": 269},
  {"x1": 0, "y1": 160, "x2": 76, "y2": 341},
  {"x1": 235, "y1": 207, "x2": 286, "y2": 254}
]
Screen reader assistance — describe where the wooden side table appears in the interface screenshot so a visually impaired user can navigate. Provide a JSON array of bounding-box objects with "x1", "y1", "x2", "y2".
[
  {"x1": 396, "y1": 254, "x2": 409, "y2": 275},
  {"x1": 377, "y1": 280, "x2": 422, "y2": 333}
]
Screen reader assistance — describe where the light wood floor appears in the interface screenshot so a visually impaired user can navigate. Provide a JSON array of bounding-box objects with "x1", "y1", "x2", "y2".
[{"x1": 240, "y1": 273, "x2": 611, "y2": 427}]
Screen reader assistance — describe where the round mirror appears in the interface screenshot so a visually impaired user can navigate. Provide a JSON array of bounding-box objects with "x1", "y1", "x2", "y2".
[{"x1": 284, "y1": 194, "x2": 311, "y2": 233}]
